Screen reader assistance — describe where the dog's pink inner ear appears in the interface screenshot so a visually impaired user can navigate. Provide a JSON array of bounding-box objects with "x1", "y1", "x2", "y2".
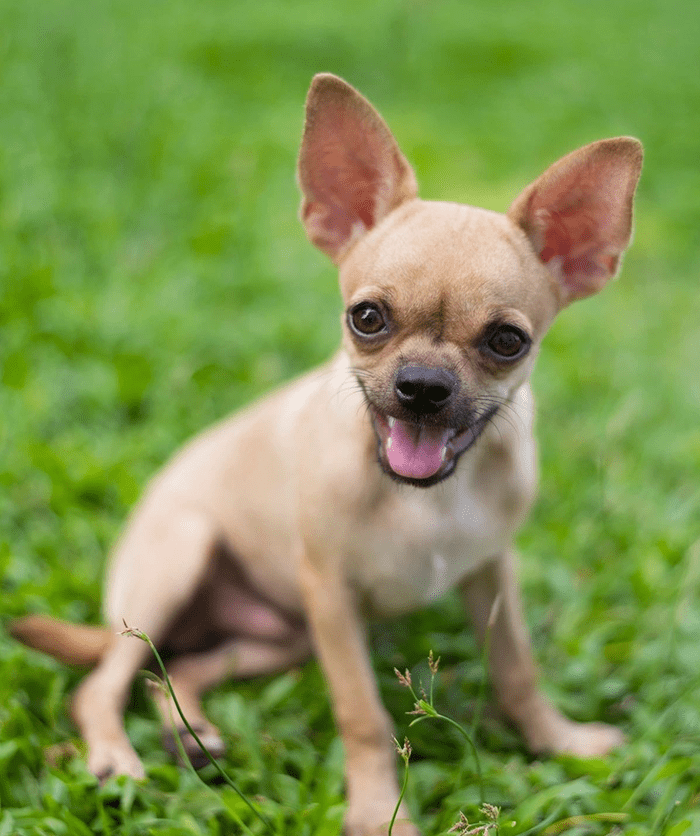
[
  {"x1": 298, "y1": 74, "x2": 418, "y2": 263},
  {"x1": 508, "y1": 138, "x2": 643, "y2": 305}
]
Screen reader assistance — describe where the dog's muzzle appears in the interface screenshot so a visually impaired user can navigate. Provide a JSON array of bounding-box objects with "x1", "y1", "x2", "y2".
[{"x1": 364, "y1": 364, "x2": 499, "y2": 487}]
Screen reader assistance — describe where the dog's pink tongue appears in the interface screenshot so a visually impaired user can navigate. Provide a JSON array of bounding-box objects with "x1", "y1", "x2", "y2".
[{"x1": 386, "y1": 419, "x2": 450, "y2": 480}]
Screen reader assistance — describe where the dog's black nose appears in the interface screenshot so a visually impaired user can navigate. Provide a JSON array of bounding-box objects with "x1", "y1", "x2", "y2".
[{"x1": 394, "y1": 365, "x2": 457, "y2": 414}]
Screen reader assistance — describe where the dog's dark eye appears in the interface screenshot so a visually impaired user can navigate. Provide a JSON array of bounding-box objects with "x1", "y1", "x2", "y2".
[
  {"x1": 348, "y1": 302, "x2": 387, "y2": 337},
  {"x1": 485, "y1": 326, "x2": 530, "y2": 360}
]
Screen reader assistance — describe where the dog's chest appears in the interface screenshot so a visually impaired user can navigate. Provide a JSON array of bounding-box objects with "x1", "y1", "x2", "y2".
[{"x1": 348, "y1": 481, "x2": 508, "y2": 617}]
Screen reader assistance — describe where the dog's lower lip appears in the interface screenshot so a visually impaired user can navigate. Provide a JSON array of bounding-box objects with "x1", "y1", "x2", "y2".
[
  {"x1": 368, "y1": 404, "x2": 498, "y2": 485},
  {"x1": 370, "y1": 408, "x2": 463, "y2": 482}
]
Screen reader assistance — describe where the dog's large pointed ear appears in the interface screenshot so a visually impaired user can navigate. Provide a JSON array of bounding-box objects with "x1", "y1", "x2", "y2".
[
  {"x1": 298, "y1": 74, "x2": 418, "y2": 264},
  {"x1": 507, "y1": 138, "x2": 643, "y2": 306}
]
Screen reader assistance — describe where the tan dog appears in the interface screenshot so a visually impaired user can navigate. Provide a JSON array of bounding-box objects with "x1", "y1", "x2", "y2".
[{"x1": 12, "y1": 74, "x2": 642, "y2": 836}]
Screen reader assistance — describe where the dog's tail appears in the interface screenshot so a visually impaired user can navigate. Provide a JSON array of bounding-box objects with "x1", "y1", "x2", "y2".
[{"x1": 10, "y1": 615, "x2": 113, "y2": 667}]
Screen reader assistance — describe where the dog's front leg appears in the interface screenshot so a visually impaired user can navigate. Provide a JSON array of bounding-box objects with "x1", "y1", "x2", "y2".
[
  {"x1": 300, "y1": 550, "x2": 418, "y2": 836},
  {"x1": 460, "y1": 552, "x2": 624, "y2": 758}
]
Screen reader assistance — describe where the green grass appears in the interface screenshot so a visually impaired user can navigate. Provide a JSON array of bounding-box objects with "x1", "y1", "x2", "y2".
[{"x1": 1, "y1": 0, "x2": 699, "y2": 832}]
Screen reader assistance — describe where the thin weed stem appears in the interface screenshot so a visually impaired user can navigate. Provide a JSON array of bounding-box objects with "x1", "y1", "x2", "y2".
[
  {"x1": 410, "y1": 712, "x2": 484, "y2": 806},
  {"x1": 121, "y1": 623, "x2": 275, "y2": 836},
  {"x1": 388, "y1": 738, "x2": 411, "y2": 836},
  {"x1": 469, "y1": 607, "x2": 494, "y2": 742},
  {"x1": 395, "y1": 655, "x2": 485, "y2": 807}
]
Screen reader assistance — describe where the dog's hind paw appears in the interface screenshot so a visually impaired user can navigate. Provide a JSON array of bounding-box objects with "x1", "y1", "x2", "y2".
[{"x1": 162, "y1": 724, "x2": 225, "y2": 769}]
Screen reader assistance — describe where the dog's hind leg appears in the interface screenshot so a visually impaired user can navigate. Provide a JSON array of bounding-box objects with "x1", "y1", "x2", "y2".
[
  {"x1": 155, "y1": 629, "x2": 312, "y2": 766},
  {"x1": 71, "y1": 502, "x2": 220, "y2": 781}
]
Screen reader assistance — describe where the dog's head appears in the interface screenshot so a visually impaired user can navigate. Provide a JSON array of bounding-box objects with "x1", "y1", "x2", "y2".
[{"x1": 298, "y1": 74, "x2": 642, "y2": 487}]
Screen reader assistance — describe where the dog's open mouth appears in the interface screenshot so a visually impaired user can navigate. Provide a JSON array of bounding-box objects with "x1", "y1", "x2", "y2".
[{"x1": 369, "y1": 406, "x2": 496, "y2": 487}]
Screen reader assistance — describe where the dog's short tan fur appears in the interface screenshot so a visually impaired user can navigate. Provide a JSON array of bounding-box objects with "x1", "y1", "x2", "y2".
[{"x1": 12, "y1": 75, "x2": 642, "y2": 836}]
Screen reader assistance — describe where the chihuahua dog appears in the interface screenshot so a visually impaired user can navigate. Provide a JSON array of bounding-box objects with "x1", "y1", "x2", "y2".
[{"x1": 12, "y1": 74, "x2": 642, "y2": 835}]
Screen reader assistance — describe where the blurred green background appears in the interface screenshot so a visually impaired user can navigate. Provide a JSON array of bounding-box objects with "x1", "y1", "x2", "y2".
[{"x1": 1, "y1": 1, "x2": 699, "y2": 833}]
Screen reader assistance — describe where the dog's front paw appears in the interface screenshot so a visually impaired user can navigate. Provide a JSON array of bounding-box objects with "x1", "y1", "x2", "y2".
[
  {"x1": 369, "y1": 823, "x2": 420, "y2": 836},
  {"x1": 345, "y1": 819, "x2": 420, "y2": 836},
  {"x1": 544, "y1": 719, "x2": 625, "y2": 759},
  {"x1": 519, "y1": 700, "x2": 625, "y2": 758},
  {"x1": 87, "y1": 739, "x2": 146, "y2": 782},
  {"x1": 345, "y1": 796, "x2": 419, "y2": 836}
]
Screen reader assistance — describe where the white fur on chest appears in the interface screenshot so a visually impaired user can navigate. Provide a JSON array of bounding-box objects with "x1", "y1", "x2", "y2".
[{"x1": 348, "y1": 469, "x2": 513, "y2": 617}]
